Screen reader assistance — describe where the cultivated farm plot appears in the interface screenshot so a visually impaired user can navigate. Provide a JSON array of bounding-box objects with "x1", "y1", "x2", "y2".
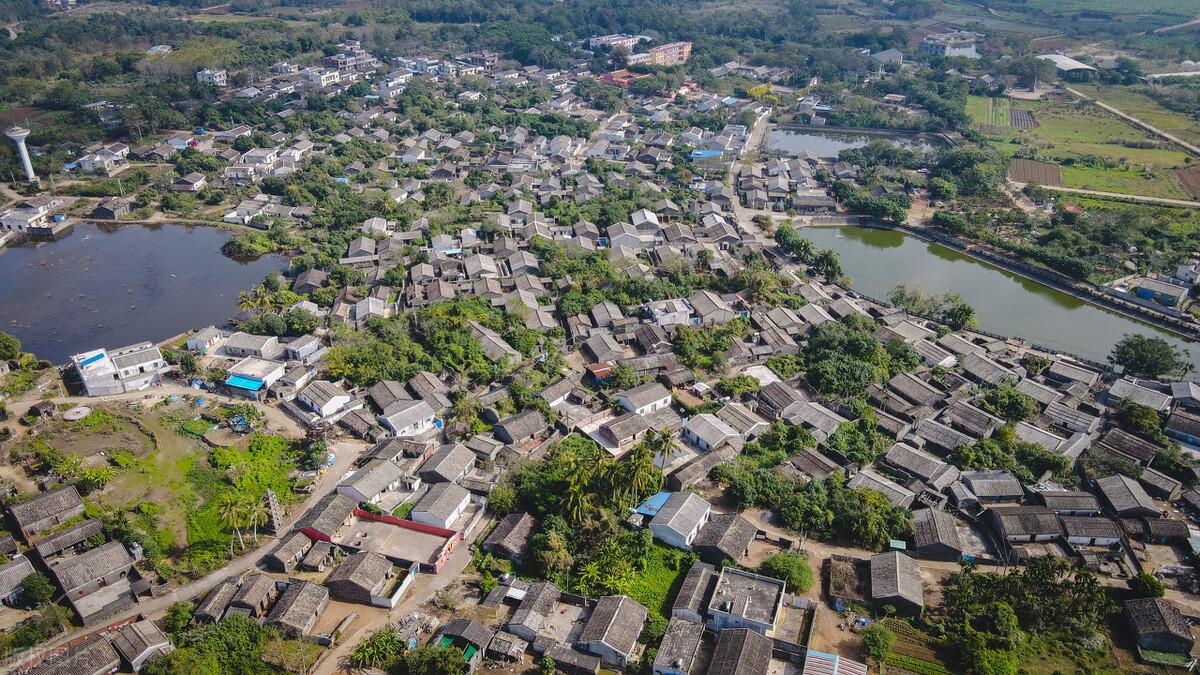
[
  {"x1": 1176, "y1": 165, "x2": 1200, "y2": 199},
  {"x1": 968, "y1": 96, "x2": 1013, "y2": 132},
  {"x1": 1073, "y1": 83, "x2": 1200, "y2": 146},
  {"x1": 987, "y1": 101, "x2": 1195, "y2": 199},
  {"x1": 1010, "y1": 108, "x2": 1037, "y2": 129},
  {"x1": 882, "y1": 618, "x2": 953, "y2": 672},
  {"x1": 1009, "y1": 158, "x2": 1063, "y2": 186}
]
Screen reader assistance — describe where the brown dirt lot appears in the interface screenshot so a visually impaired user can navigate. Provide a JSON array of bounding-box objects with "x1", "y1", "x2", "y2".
[
  {"x1": 1176, "y1": 165, "x2": 1200, "y2": 198},
  {"x1": 1010, "y1": 158, "x2": 1064, "y2": 186}
]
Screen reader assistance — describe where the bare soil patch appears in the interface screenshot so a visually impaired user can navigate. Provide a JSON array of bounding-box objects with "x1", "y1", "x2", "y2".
[
  {"x1": 1176, "y1": 164, "x2": 1200, "y2": 198},
  {"x1": 1009, "y1": 158, "x2": 1063, "y2": 186}
]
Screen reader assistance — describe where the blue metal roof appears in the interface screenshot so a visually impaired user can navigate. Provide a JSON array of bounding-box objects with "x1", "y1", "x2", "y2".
[
  {"x1": 635, "y1": 491, "x2": 673, "y2": 517},
  {"x1": 225, "y1": 374, "x2": 264, "y2": 391}
]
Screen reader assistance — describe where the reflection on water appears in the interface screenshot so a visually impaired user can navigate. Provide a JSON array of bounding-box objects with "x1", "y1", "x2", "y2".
[
  {"x1": 803, "y1": 226, "x2": 1199, "y2": 367},
  {"x1": 767, "y1": 129, "x2": 937, "y2": 159},
  {"x1": 0, "y1": 223, "x2": 284, "y2": 363}
]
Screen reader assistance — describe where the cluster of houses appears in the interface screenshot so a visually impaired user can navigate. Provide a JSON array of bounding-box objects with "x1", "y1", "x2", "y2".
[
  {"x1": 0, "y1": 484, "x2": 155, "y2": 633},
  {"x1": 15, "y1": 23, "x2": 1200, "y2": 674}
]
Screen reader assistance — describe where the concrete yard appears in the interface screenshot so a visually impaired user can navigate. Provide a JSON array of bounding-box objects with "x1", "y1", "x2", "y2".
[{"x1": 332, "y1": 519, "x2": 451, "y2": 566}]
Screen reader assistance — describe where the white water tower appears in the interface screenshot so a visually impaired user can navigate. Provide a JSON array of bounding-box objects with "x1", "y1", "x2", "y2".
[{"x1": 5, "y1": 126, "x2": 36, "y2": 183}]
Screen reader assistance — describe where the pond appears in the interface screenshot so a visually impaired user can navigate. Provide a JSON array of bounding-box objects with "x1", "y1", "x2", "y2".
[
  {"x1": 767, "y1": 128, "x2": 938, "y2": 160},
  {"x1": 0, "y1": 222, "x2": 284, "y2": 364},
  {"x1": 802, "y1": 226, "x2": 1200, "y2": 369}
]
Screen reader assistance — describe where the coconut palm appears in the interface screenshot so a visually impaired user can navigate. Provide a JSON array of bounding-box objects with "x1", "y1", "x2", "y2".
[
  {"x1": 236, "y1": 291, "x2": 258, "y2": 312},
  {"x1": 626, "y1": 431, "x2": 666, "y2": 499},
  {"x1": 245, "y1": 494, "x2": 269, "y2": 544},
  {"x1": 217, "y1": 492, "x2": 246, "y2": 554},
  {"x1": 812, "y1": 248, "x2": 842, "y2": 283}
]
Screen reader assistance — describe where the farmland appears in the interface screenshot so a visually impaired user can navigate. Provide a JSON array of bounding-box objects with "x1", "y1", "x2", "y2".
[
  {"x1": 1009, "y1": 158, "x2": 1063, "y2": 186},
  {"x1": 1177, "y1": 165, "x2": 1200, "y2": 198},
  {"x1": 981, "y1": 99, "x2": 1197, "y2": 200},
  {"x1": 967, "y1": 95, "x2": 1012, "y2": 130},
  {"x1": 1072, "y1": 83, "x2": 1200, "y2": 146},
  {"x1": 7, "y1": 398, "x2": 302, "y2": 579}
]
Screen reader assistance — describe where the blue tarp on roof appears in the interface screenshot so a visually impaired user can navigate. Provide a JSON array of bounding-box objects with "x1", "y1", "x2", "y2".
[
  {"x1": 690, "y1": 150, "x2": 722, "y2": 159},
  {"x1": 635, "y1": 491, "x2": 672, "y2": 517},
  {"x1": 225, "y1": 375, "x2": 264, "y2": 391}
]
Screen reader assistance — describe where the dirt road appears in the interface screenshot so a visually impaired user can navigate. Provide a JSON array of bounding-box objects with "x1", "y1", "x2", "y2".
[
  {"x1": 1032, "y1": 183, "x2": 1199, "y2": 208},
  {"x1": 312, "y1": 522, "x2": 485, "y2": 675},
  {"x1": 0, "y1": 383, "x2": 364, "y2": 671}
]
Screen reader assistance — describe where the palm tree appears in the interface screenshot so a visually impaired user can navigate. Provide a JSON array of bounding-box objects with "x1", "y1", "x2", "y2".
[
  {"x1": 626, "y1": 431, "x2": 668, "y2": 499},
  {"x1": 812, "y1": 248, "x2": 842, "y2": 283},
  {"x1": 576, "y1": 562, "x2": 603, "y2": 596},
  {"x1": 245, "y1": 494, "x2": 269, "y2": 544},
  {"x1": 217, "y1": 492, "x2": 246, "y2": 554},
  {"x1": 236, "y1": 291, "x2": 258, "y2": 312},
  {"x1": 791, "y1": 237, "x2": 815, "y2": 263}
]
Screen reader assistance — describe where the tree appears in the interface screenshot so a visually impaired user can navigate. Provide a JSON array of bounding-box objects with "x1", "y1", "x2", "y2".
[
  {"x1": 1115, "y1": 399, "x2": 1164, "y2": 440},
  {"x1": 979, "y1": 384, "x2": 1039, "y2": 423},
  {"x1": 350, "y1": 626, "x2": 403, "y2": 670},
  {"x1": 973, "y1": 649, "x2": 1019, "y2": 675},
  {"x1": 391, "y1": 644, "x2": 469, "y2": 675},
  {"x1": 759, "y1": 551, "x2": 814, "y2": 593},
  {"x1": 861, "y1": 624, "x2": 895, "y2": 663},
  {"x1": 1129, "y1": 572, "x2": 1165, "y2": 598},
  {"x1": 216, "y1": 492, "x2": 246, "y2": 555},
  {"x1": 244, "y1": 495, "x2": 269, "y2": 544},
  {"x1": 943, "y1": 301, "x2": 978, "y2": 330},
  {"x1": 1109, "y1": 334, "x2": 1191, "y2": 379},
  {"x1": 0, "y1": 331, "x2": 20, "y2": 360},
  {"x1": 163, "y1": 601, "x2": 194, "y2": 640},
  {"x1": 716, "y1": 375, "x2": 761, "y2": 398},
  {"x1": 812, "y1": 248, "x2": 842, "y2": 282},
  {"x1": 928, "y1": 177, "x2": 958, "y2": 201},
  {"x1": 19, "y1": 572, "x2": 53, "y2": 607}
]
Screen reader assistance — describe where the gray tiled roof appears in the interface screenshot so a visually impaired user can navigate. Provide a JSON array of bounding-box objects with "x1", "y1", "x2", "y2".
[
  {"x1": 9, "y1": 485, "x2": 83, "y2": 531},
  {"x1": 24, "y1": 634, "x2": 119, "y2": 675},
  {"x1": 578, "y1": 595, "x2": 647, "y2": 658},
  {"x1": 910, "y1": 508, "x2": 962, "y2": 553},
  {"x1": 326, "y1": 551, "x2": 392, "y2": 593},
  {"x1": 708, "y1": 627, "x2": 772, "y2": 675},
  {"x1": 870, "y1": 551, "x2": 923, "y2": 609},
  {"x1": 294, "y1": 492, "x2": 357, "y2": 536},
  {"x1": 51, "y1": 540, "x2": 132, "y2": 592},
  {"x1": 266, "y1": 580, "x2": 328, "y2": 634}
]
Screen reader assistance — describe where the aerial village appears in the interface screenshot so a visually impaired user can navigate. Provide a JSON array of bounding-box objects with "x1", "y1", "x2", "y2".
[{"x1": 3, "y1": 10, "x2": 1200, "y2": 675}]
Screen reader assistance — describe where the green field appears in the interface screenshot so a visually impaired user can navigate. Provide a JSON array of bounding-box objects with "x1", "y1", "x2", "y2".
[
  {"x1": 967, "y1": 95, "x2": 1011, "y2": 128},
  {"x1": 1024, "y1": 0, "x2": 1192, "y2": 12},
  {"x1": 1073, "y1": 83, "x2": 1200, "y2": 146},
  {"x1": 982, "y1": 99, "x2": 1195, "y2": 200}
]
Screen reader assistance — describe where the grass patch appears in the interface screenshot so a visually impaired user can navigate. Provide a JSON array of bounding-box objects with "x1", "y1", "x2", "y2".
[
  {"x1": 391, "y1": 502, "x2": 414, "y2": 519},
  {"x1": 69, "y1": 409, "x2": 122, "y2": 432},
  {"x1": 180, "y1": 418, "x2": 216, "y2": 437},
  {"x1": 1074, "y1": 83, "x2": 1200, "y2": 146},
  {"x1": 1059, "y1": 163, "x2": 1191, "y2": 200},
  {"x1": 625, "y1": 544, "x2": 692, "y2": 624}
]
